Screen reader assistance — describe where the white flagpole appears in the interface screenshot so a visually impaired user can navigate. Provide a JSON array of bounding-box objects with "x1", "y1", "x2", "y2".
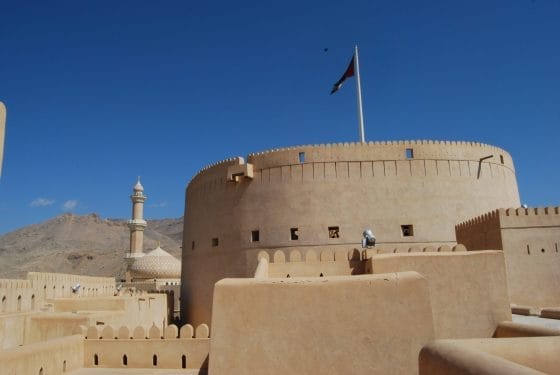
[{"x1": 354, "y1": 45, "x2": 366, "y2": 143}]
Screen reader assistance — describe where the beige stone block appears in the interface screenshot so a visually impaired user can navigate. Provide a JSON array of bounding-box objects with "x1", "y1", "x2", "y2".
[
  {"x1": 195, "y1": 323, "x2": 209, "y2": 338},
  {"x1": 180, "y1": 324, "x2": 194, "y2": 338},
  {"x1": 118, "y1": 326, "x2": 130, "y2": 339},
  {"x1": 86, "y1": 326, "x2": 100, "y2": 339},
  {"x1": 210, "y1": 272, "x2": 435, "y2": 375},
  {"x1": 304, "y1": 249, "x2": 317, "y2": 262},
  {"x1": 148, "y1": 324, "x2": 161, "y2": 339},
  {"x1": 453, "y1": 244, "x2": 467, "y2": 252},
  {"x1": 370, "y1": 251, "x2": 511, "y2": 339},
  {"x1": 100, "y1": 325, "x2": 114, "y2": 339},
  {"x1": 132, "y1": 326, "x2": 146, "y2": 339},
  {"x1": 273, "y1": 250, "x2": 285, "y2": 263},
  {"x1": 320, "y1": 249, "x2": 334, "y2": 261},
  {"x1": 289, "y1": 250, "x2": 302, "y2": 262},
  {"x1": 164, "y1": 324, "x2": 178, "y2": 339}
]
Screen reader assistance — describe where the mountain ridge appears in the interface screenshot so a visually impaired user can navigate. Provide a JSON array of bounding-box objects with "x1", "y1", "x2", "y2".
[{"x1": 0, "y1": 213, "x2": 183, "y2": 280}]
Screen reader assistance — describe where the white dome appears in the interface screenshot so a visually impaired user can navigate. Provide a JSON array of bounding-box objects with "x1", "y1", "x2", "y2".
[
  {"x1": 133, "y1": 178, "x2": 144, "y2": 192},
  {"x1": 129, "y1": 246, "x2": 181, "y2": 279}
]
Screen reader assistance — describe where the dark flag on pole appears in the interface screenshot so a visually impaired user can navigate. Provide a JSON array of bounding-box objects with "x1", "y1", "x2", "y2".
[{"x1": 330, "y1": 55, "x2": 355, "y2": 94}]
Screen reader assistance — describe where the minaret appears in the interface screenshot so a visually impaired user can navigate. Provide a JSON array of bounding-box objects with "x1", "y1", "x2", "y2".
[{"x1": 127, "y1": 177, "x2": 147, "y2": 258}]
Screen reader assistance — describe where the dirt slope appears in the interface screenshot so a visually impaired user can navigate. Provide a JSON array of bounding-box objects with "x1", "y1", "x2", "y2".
[{"x1": 0, "y1": 213, "x2": 183, "y2": 280}]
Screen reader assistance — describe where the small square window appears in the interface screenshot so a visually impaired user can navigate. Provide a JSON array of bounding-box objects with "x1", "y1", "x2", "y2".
[
  {"x1": 401, "y1": 225, "x2": 414, "y2": 237},
  {"x1": 212, "y1": 238, "x2": 219, "y2": 247},
  {"x1": 290, "y1": 228, "x2": 299, "y2": 240},
  {"x1": 405, "y1": 148, "x2": 414, "y2": 159},
  {"x1": 299, "y1": 152, "x2": 305, "y2": 164},
  {"x1": 328, "y1": 226, "x2": 339, "y2": 238},
  {"x1": 251, "y1": 230, "x2": 260, "y2": 242}
]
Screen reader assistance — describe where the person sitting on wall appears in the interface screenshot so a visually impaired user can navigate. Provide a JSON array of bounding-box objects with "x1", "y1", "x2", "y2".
[{"x1": 362, "y1": 229, "x2": 376, "y2": 248}]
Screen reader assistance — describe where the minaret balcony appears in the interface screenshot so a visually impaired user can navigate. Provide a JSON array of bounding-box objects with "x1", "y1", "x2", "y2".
[{"x1": 127, "y1": 219, "x2": 147, "y2": 230}]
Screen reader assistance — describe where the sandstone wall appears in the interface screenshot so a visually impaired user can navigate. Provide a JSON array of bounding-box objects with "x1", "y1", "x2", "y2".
[
  {"x1": 456, "y1": 207, "x2": 560, "y2": 307},
  {"x1": 420, "y1": 336, "x2": 560, "y2": 374},
  {"x1": 369, "y1": 251, "x2": 511, "y2": 339},
  {"x1": 209, "y1": 272, "x2": 435, "y2": 375},
  {"x1": 81, "y1": 323, "x2": 210, "y2": 370},
  {"x1": 0, "y1": 272, "x2": 116, "y2": 349},
  {"x1": 0, "y1": 335, "x2": 84, "y2": 375}
]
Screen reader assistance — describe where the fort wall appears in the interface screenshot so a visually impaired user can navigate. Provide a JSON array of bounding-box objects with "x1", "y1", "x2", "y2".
[
  {"x1": 80, "y1": 323, "x2": 210, "y2": 370},
  {"x1": 260, "y1": 244, "x2": 466, "y2": 278},
  {"x1": 0, "y1": 334, "x2": 84, "y2": 375},
  {"x1": 0, "y1": 272, "x2": 116, "y2": 349},
  {"x1": 182, "y1": 141, "x2": 515, "y2": 325},
  {"x1": 209, "y1": 272, "x2": 435, "y2": 375},
  {"x1": 368, "y1": 251, "x2": 511, "y2": 339},
  {"x1": 456, "y1": 207, "x2": 560, "y2": 307},
  {"x1": 420, "y1": 337, "x2": 560, "y2": 374}
]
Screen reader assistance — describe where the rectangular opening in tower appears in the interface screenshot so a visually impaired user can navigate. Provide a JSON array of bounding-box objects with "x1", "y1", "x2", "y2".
[
  {"x1": 401, "y1": 225, "x2": 414, "y2": 237},
  {"x1": 299, "y1": 152, "x2": 305, "y2": 164},
  {"x1": 328, "y1": 226, "x2": 340, "y2": 238},
  {"x1": 251, "y1": 230, "x2": 260, "y2": 242},
  {"x1": 212, "y1": 238, "x2": 219, "y2": 247},
  {"x1": 290, "y1": 228, "x2": 299, "y2": 240},
  {"x1": 405, "y1": 148, "x2": 414, "y2": 159}
]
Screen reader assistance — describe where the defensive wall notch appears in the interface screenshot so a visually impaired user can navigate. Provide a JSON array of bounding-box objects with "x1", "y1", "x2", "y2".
[
  {"x1": 77, "y1": 323, "x2": 210, "y2": 340},
  {"x1": 456, "y1": 206, "x2": 560, "y2": 231}
]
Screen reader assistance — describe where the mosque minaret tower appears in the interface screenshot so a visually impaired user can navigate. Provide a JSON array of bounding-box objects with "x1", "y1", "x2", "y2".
[{"x1": 127, "y1": 177, "x2": 147, "y2": 258}]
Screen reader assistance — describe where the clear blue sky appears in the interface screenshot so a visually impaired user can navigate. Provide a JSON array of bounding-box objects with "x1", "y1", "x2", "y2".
[{"x1": 0, "y1": 1, "x2": 558, "y2": 234}]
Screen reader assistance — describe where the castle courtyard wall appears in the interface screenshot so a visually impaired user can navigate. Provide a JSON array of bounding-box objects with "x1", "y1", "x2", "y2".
[
  {"x1": 0, "y1": 272, "x2": 116, "y2": 349},
  {"x1": 456, "y1": 207, "x2": 560, "y2": 307},
  {"x1": 209, "y1": 272, "x2": 435, "y2": 375},
  {"x1": 420, "y1": 336, "x2": 560, "y2": 374},
  {"x1": 368, "y1": 251, "x2": 511, "y2": 339},
  {"x1": 0, "y1": 334, "x2": 84, "y2": 375}
]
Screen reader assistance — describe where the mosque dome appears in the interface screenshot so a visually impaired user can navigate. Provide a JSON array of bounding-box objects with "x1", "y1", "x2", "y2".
[
  {"x1": 134, "y1": 178, "x2": 144, "y2": 192},
  {"x1": 129, "y1": 246, "x2": 181, "y2": 279}
]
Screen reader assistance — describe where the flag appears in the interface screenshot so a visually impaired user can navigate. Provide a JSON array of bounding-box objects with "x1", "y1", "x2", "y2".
[{"x1": 330, "y1": 55, "x2": 355, "y2": 94}]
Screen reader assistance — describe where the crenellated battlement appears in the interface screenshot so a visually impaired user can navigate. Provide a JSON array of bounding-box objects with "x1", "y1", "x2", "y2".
[
  {"x1": 78, "y1": 323, "x2": 211, "y2": 370},
  {"x1": 0, "y1": 272, "x2": 116, "y2": 314},
  {"x1": 260, "y1": 245, "x2": 467, "y2": 265},
  {"x1": 77, "y1": 323, "x2": 210, "y2": 340},
  {"x1": 0, "y1": 279, "x2": 32, "y2": 289},
  {"x1": 456, "y1": 206, "x2": 560, "y2": 232},
  {"x1": 189, "y1": 140, "x2": 514, "y2": 186},
  {"x1": 247, "y1": 139, "x2": 508, "y2": 157},
  {"x1": 189, "y1": 156, "x2": 244, "y2": 184},
  {"x1": 257, "y1": 245, "x2": 467, "y2": 278}
]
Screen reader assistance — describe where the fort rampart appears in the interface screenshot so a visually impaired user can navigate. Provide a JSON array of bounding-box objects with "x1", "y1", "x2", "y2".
[
  {"x1": 0, "y1": 323, "x2": 211, "y2": 373},
  {"x1": 257, "y1": 244, "x2": 467, "y2": 278},
  {"x1": 456, "y1": 207, "x2": 560, "y2": 307},
  {"x1": 79, "y1": 323, "x2": 210, "y2": 370},
  {"x1": 181, "y1": 141, "x2": 520, "y2": 325},
  {"x1": 1, "y1": 272, "x2": 115, "y2": 315}
]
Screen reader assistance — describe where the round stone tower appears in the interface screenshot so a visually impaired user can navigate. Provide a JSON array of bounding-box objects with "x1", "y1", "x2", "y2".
[
  {"x1": 180, "y1": 140, "x2": 521, "y2": 325},
  {"x1": 127, "y1": 177, "x2": 147, "y2": 259}
]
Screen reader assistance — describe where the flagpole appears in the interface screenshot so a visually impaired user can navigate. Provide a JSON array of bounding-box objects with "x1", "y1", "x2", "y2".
[{"x1": 354, "y1": 45, "x2": 366, "y2": 143}]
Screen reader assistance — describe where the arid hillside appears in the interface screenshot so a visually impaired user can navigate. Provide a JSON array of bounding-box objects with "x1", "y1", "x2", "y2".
[{"x1": 0, "y1": 213, "x2": 183, "y2": 280}]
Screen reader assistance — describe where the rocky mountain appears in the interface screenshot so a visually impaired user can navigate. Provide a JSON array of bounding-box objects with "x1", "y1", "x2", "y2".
[{"x1": 0, "y1": 213, "x2": 183, "y2": 280}]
